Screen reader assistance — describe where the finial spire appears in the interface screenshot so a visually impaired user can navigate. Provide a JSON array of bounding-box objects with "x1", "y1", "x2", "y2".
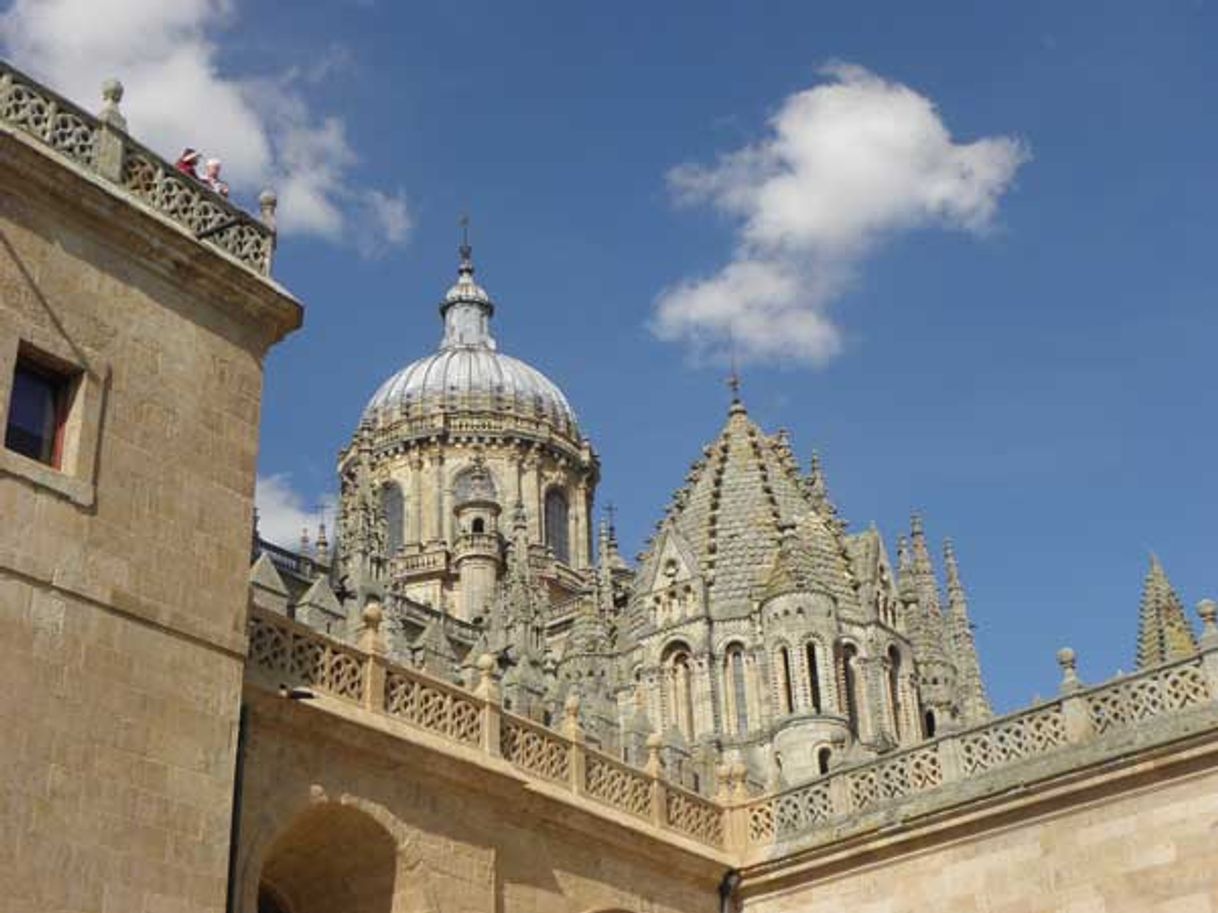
[{"x1": 458, "y1": 214, "x2": 473, "y2": 274}]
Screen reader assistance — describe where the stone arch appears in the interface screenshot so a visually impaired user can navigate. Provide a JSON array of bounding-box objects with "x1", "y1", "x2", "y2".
[
  {"x1": 803, "y1": 637, "x2": 826, "y2": 714},
  {"x1": 770, "y1": 639, "x2": 796, "y2": 717},
  {"x1": 721, "y1": 640, "x2": 751, "y2": 736},
  {"x1": 240, "y1": 792, "x2": 425, "y2": 913},
  {"x1": 660, "y1": 639, "x2": 696, "y2": 741},
  {"x1": 834, "y1": 638, "x2": 863, "y2": 737}
]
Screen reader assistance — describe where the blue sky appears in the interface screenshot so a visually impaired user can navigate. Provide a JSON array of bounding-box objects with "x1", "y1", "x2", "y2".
[{"x1": 4, "y1": 0, "x2": 1215, "y2": 712}]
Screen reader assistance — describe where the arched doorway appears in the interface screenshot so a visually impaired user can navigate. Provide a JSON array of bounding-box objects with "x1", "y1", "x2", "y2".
[{"x1": 257, "y1": 804, "x2": 397, "y2": 913}]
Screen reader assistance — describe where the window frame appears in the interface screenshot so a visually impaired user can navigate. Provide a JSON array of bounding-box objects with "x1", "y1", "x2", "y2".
[
  {"x1": 0, "y1": 335, "x2": 105, "y2": 508},
  {"x1": 5, "y1": 347, "x2": 76, "y2": 469}
]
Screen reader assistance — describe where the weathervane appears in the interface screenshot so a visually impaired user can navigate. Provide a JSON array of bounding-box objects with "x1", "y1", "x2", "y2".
[
  {"x1": 458, "y1": 214, "x2": 472, "y2": 267},
  {"x1": 726, "y1": 328, "x2": 742, "y2": 404}
]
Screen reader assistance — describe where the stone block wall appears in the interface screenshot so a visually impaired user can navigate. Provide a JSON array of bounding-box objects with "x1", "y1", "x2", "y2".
[
  {"x1": 744, "y1": 754, "x2": 1218, "y2": 913},
  {"x1": 235, "y1": 690, "x2": 723, "y2": 913},
  {"x1": 0, "y1": 126, "x2": 299, "y2": 912}
]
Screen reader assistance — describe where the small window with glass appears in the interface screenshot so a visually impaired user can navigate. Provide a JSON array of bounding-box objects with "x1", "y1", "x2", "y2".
[{"x1": 5, "y1": 347, "x2": 78, "y2": 470}]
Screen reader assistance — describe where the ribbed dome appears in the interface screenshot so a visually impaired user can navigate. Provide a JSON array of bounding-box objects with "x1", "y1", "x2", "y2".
[
  {"x1": 361, "y1": 242, "x2": 578, "y2": 432},
  {"x1": 364, "y1": 348, "x2": 576, "y2": 425}
]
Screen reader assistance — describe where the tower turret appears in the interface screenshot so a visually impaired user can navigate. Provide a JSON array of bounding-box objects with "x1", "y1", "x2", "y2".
[
  {"x1": 944, "y1": 539, "x2": 991, "y2": 724},
  {"x1": 1136, "y1": 555, "x2": 1197, "y2": 669}
]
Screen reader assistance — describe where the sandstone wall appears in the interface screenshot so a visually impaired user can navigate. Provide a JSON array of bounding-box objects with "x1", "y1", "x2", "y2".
[
  {"x1": 0, "y1": 131, "x2": 298, "y2": 913},
  {"x1": 744, "y1": 760, "x2": 1218, "y2": 913},
  {"x1": 236, "y1": 691, "x2": 724, "y2": 913}
]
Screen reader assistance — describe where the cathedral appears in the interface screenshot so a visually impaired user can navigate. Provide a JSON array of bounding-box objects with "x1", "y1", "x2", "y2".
[{"x1": 5, "y1": 61, "x2": 1218, "y2": 913}]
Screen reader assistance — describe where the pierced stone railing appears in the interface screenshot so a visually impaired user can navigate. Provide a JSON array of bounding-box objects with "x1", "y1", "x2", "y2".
[
  {"x1": 736, "y1": 651, "x2": 1216, "y2": 851},
  {"x1": 502, "y1": 716, "x2": 572, "y2": 782},
  {"x1": 1086, "y1": 658, "x2": 1210, "y2": 734},
  {"x1": 0, "y1": 60, "x2": 276, "y2": 275},
  {"x1": 246, "y1": 603, "x2": 1218, "y2": 858},
  {"x1": 245, "y1": 606, "x2": 727, "y2": 851}
]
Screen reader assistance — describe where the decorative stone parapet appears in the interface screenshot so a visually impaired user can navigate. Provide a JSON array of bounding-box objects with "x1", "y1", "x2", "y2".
[
  {"x1": 245, "y1": 603, "x2": 1218, "y2": 861},
  {"x1": 0, "y1": 60, "x2": 276, "y2": 275},
  {"x1": 246, "y1": 605, "x2": 728, "y2": 849},
  {"x1": 735, "y1": 648, "x2": 1215, "y2": 854}
]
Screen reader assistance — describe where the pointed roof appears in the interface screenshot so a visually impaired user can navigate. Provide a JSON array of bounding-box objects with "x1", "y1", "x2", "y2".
[
  {"x1": 943, "y1": 539, "x2": 991, "y2": 722},
  {"x1": 633, "y1": 399, "x2": 859, "y2": 617},
  {"x1": 298, "y1": 576, "x2": 343, "y2": 617},
  {"x1": 1136, "y1": 555, "x2": 1197, "y2": 669},
  {"x1": 250, "y1": 552, "x2": 289, "y2": 596}
]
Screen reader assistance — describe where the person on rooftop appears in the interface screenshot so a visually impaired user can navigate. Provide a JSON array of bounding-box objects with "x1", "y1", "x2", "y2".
[
  {"x1": 203, "y1": 158, "x2": 229, "y2": 198},
  {"x1": 174, "y1": 148, "x2": 200, "y2": 178}
]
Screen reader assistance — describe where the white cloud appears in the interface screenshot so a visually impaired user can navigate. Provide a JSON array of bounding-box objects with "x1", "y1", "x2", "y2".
[
  {"x1": 255, "y1": 473, "x2": 336, "y2": 550},
  {"x1": 0, "y1": 0, "x2": 411, "y2": 249},
  {"x1": 654, "y1": 63, "x2": 1029, "y2": 365}
]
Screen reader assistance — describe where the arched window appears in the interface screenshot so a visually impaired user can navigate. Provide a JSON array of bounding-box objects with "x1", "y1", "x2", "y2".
[
  {"x1": 544, "y1": 488, "x2": 570, "y2": 564},
  {"x1": 838, "y1": 643, "x2": 861, "y2": 736},
  {"x1": 887, "y1": 645, "x2": 903, "y2": 740},
  {"x1": 471, "y1": 517, "x2": 485, "y2": 534},
  {"x1": 776, "y1": 646, "x2": 795, "y2": 715},
  {"x1": 724, "y1": 644, "x2": 749, "y2": 736},
  {"x1": 805, "y1": 642, "x2": 823, "y2": 713},
  {"x1": 380, "y1": 482, "x2": 404, "y2": 553},
  {"x1": 924, "y1": 708, "x2": 937, "y2": 738},
  {"x1": 817, "y1": 746, "x2": 832, "y2": 776},
  {"x1": 663, "y1": 644, "x2": 695, "y2": 740}
]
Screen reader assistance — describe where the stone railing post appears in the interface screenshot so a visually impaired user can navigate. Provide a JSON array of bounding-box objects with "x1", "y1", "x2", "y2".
[
  {"x1": 259, "y1": 189, "x2": 279, "y2": 273},
  {"x1": 938, "y1": 733, "x2": 964, "y2": 784},
  {"x1": 563, "y1": 693, "x2": 586, "y2": 795},
  {"x1": 1196, "y1": 601, "x2": 1218, "y2": 698},
  {"x1": 95, "y1": 78, "x2": 126, "y2": 182},
  {"x1": 722, "y1": 761, "x2": 750, "y2": 853},
  {"x1": 357, "y1": 601, "x2": 387, "y2": 712},
  {"x1": 1057, "y1": 647, "x2": 1094, "y2": 743},
  {"x1": 828, "y1": 770, "x2": 851, "y2": 818},
  {"x1": 473, "y1": 654, "x2": 502, "y2": 758},
  {"x1": 645, "y1": 733, "x2": 667, "y2": 827}
]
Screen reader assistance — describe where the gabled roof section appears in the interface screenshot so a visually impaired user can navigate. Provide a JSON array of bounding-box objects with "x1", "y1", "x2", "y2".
[{"x1": 633, "y1": 400, "x2": 859, "y2": 617}]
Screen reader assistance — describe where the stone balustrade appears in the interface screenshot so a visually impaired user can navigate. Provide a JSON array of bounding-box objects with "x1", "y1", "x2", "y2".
[
  {"x1": 246, "y1": 605, "x2": 728, "y2": 850},
  {"x1": 0, "y1": 61, "x2": 276, "y2": 275},
  {"x1": 735, "y1": 648, "x2": 1216, "y2": 852},
  {"x1": 246, "y1": 602, "x2": 1218, "y2": 860}
]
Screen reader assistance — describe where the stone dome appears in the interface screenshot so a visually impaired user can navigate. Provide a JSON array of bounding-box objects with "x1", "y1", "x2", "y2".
[{"x1": 361, "y1": 244, "x2": 578, "y2": 434}]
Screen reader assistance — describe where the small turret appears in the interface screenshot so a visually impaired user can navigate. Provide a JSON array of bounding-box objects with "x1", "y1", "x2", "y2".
[
  {"x1": 943, "y1": 539, "x2": 991, "y2": 724},
  {"x1": 1136, "y1": 555, "x2": 1197, "y2": 669},
  {"x1": 906, "y1": 515, "x2": 958, "y2": 734}
]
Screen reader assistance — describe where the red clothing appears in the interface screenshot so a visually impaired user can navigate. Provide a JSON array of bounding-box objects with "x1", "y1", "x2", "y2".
[{"x1": 174, "y1": 154, "x2": 199, "y2": 178}]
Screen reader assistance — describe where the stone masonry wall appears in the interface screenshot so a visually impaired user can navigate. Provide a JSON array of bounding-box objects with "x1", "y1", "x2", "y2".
[
  {"x1": 235, "y1": 691, "x2": 723, "y2": 913},
  {"x1": 744, "y1": 759, "x2": 1218, "y2": 913},
  {"x1": 0, "y1": 132, "x2": 298, "y2": 912}
]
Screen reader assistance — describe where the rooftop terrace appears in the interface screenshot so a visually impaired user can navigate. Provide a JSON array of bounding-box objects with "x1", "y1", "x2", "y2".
[{"x1": 0, "y1": 60, "x2": 277, "y2": 276}]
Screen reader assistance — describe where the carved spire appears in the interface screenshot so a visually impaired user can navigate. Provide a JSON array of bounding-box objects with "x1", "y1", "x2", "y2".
[
  {"x1": 1136, "y1": 554, "x2": 1197, "y2": 669},
  {"x1": 943, "y1": 539, "x2": 991, "y2": 723}
]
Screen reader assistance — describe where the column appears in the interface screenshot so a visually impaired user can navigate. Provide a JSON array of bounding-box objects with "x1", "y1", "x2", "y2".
[{"x1": 408, "y1": 453, "x2": 423, "y2": 545}]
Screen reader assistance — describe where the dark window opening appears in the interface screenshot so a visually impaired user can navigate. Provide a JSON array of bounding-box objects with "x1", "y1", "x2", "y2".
[
  {"x1": 924, "y1": 708, "x2": 936, "y2": 738},
  {"x1": 805, "y1": 642, "x2": 822, "y2": 712},
  {"x1": 779, "y1": 647, "x2": 795, "y2": 715},
  {"x1": 472, "y1": 517, "x2": 485, "y2": 534},
  {"x1": 817, "y1": 747, "x2": 832, "y2": 775},
  {"x1": 381, "y1": 482, "x2": 404, "y2": 553},
  {"x1": 544, "y1": 488, "x2": 570, "y2": 564},
  {"x1": 5, "y1": 352, "x2": 74, "y2": 469},
  {"x1": 840, "y1": 644, "x2": 860, "y2": 736}
]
